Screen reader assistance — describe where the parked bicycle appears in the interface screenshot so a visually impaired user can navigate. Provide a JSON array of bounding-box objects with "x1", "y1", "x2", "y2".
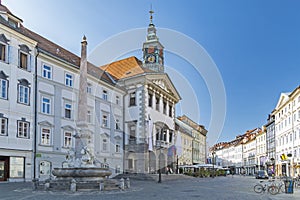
[
  {"x1": 253, "y1": 180, "x2": 278, "y2": 195},
  {"x1": 275, "y1": 181, "x2": 285, "y2": 194}
]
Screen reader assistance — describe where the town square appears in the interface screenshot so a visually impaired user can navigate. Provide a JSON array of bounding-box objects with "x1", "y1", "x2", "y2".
[{"x1": 1, "y1": 0, "x2": 300, "y2": 199}]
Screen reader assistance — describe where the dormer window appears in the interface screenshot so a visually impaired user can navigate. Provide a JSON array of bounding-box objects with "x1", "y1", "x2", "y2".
[{"x1": 8, "y1": 18, "x2": 18, "y2": 28}]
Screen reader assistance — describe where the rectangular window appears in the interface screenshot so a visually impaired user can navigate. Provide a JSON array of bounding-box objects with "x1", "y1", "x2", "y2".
[
  {"x1": 65, "y1": 73, "x2": 73, "y2": 87},
  {"x1": 148, "y1": 93, "x2": 153, "y2": 107},
  {"x1": 102, "y1": 90, "x2": 108, "y2": 101},
  {"x1": 9, "y1": 157, "x2": 24, "y2": 178},
  {"x1": 116, "y1": 96, "x2": 120, "y2": 105},
  {"x1": 115, "y1": 165, "x2": 121, "y2": 174},
  {"x1": 163, "y1": 101, "x2": 167, "y2": 114},
  {"x1": 102, "y1": 138, "x2": 108, "y2": 151},
  {"x1": 129, "y1": 125, "x2": 136, "y2": 139},
  {"x1": 102, "y1": 115, "x2": 108, "y2": 127},
  {"x1": 87, "y1": 110, "x2": 92, "y2": 123},
  {"x1": 155, "y1": 97, "x2": 160, "y2": 111},
  {"x1": 128, "y1": 159, "x2": 133, "y2": 169},
  {"x1": 42, "y1": 65, "x2": 52, "y2": 79},
  {"x1": 115, "y1": 143, "x2": 120, "y2": 153},
  {"x1": 115, "y1": 118, "x2": 120, "y2": 130},
  {"x1": 18, "y1": 85, "x2": 29, "y2": 105},
  {"x1": 41, "y1": 128, "x2": 50, "y2": 145},
  {"x1": 64, "y1": 131, "x2": 72, "y2": 148},
  {"x1": 129, "y1": 92, "x2": 136, "y2": 106},
  {"x1": 0, "y1": 79, "x2": 7, "y2": 99},
  {"x1": 169, "y1": 105, "x2": 172, "y2": 117},
  {"x1": 0, "y1": 117, "x2": 7, "y2": 136},
  {"x1": 65, "y1": 103, "x2": 72, "y2": 119},
  {"x1": 17, "y1": 121, "x2": 29, "y2": 138},
  {"x1": 41, "y1": 97, "x2": 51, "y2": 114},
  {"x1": 0, "y1": 43, "x2": 6, "y2": 62},
  {"x1": 87, "y1": 83, "x2": 92, "y2": 94},
  {"x1": 19, "y1": 52, "x2": 28, "y2": 70}
]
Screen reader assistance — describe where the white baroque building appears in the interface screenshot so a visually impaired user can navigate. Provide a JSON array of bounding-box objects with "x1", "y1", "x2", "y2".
[
  {"x1": 100, "y1": 13, "x2": 181, "y2": 173},
  {"x1": 0, "y1": 3, "x2": 125, "y2": 181},
  {"x1": 273, "y1": 86, "x2": 300, "y2": 177},
  {"x1": 0, "y1": 4, "x2": 36, "y2": 182}
]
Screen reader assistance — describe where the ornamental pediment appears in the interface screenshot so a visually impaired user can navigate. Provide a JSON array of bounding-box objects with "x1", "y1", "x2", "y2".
[
  {"x1": 145, "y1": 74, "x2": 181, "y2": 102},
  {"x1": 275, "y1": 93, "x2": 290, "y2": 111},
  {"x1": 152, "y1": 79, "x2": 168, "y2": 92}
]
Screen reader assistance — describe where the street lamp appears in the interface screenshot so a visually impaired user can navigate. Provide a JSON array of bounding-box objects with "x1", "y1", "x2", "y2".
[
  {"x1": 176, "y1": 155, "x2": 179, "y2": 174},
  {"x1": 212, "y1": 151, "x2": 215, "y2": 178},
  {"x1": 157, "y1": 141, "x2": 163, "y2": 183}
]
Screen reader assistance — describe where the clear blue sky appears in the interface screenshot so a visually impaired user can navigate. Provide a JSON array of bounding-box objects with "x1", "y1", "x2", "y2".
[{"x1": 4, "y1": 0, "x2": 300, "y2": 146}]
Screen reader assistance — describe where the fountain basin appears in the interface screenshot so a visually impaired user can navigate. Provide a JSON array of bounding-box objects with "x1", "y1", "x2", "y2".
[{"x1": 52, "y1": 167, "x2": 112, "y2": 181}]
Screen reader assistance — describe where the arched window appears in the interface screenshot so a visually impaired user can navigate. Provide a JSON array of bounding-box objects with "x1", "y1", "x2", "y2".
[{"x1": 17, "y1": 79, "x2": 30, "y2": 105}]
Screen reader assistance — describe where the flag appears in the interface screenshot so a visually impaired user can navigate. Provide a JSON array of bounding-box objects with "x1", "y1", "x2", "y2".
[
  {"x1": 175, "y1": 131, "x2": 182, "y2": 156},
  {"x1": 148, "y1": 115, "x2": 153, "y2": 151}
]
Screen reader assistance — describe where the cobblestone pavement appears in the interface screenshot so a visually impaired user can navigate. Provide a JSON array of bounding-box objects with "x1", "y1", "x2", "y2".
[{"x1": 0, "y1": 175, "x2": 299, "y2": 200}]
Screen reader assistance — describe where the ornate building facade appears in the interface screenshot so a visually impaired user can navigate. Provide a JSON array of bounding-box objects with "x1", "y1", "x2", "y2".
[{"x1": 101, "y1": 12, "x2": 181, "y2": 173}]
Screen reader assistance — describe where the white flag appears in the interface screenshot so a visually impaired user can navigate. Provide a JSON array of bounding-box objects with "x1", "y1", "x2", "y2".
[
  {"x1": 175, "y1": 131, "x2": 183, "y2": 156},
  {"x1": 148, "y1": 115, "x2": 153, "y2": 151}
]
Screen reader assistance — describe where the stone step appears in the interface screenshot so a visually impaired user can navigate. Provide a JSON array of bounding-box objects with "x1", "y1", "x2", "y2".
[{"x1": 113, "y1": 173, "x2": 154, "y2": 181}]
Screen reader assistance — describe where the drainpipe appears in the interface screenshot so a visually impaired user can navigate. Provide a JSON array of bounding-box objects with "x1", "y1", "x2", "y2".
[
  {"x1": 33, "y1": 48, "x2": 39, "y2": 180},
  {"x1": 122, "y1": 91, "x2": 127, "y2": 174}
]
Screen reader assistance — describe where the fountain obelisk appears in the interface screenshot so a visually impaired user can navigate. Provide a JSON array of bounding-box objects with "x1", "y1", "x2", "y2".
[
  {"x1": 51, "y1": 37, "x2": 111, "y2": 185},
  {"x1": 75, "y1": 36, "x2": 93, "y2": 165}
]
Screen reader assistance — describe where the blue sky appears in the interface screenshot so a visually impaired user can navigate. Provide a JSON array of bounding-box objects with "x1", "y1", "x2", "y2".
[{"x1": 4, "y1": 0, "x2": 300, "y2": 146}]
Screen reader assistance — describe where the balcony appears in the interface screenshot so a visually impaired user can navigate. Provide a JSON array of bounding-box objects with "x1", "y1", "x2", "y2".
[
  {"x1": 155, "y1": 140, "x2": 168, "y2": 149},
  {"x1": 128, "y1": 138, "x2": 136, "y2": 145}
]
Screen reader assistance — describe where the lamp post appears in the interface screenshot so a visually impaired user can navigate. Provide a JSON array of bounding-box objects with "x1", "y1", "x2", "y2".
[
  {"x1": 157, "y1": 141, "x2": 162, "y2": 183},
  {"x1": 176, "y1": 155, "x2": 179, "y2": 174},
  {"x1": 212, "y1": 151, "x2": 215, "y2": 178}
]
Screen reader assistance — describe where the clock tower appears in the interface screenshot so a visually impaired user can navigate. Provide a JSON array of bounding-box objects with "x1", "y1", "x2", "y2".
[{"x1": 142, "y1": 9, "x2": 164, "y2": 72}]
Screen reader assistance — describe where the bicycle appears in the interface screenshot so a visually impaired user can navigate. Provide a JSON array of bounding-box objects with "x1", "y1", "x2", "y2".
[
  {"x1": 275, "y1": 181, "x2": 285, "y2": 194},
  {"x1": 253, "y1": 180, "x2": 279, "y2": 195}
]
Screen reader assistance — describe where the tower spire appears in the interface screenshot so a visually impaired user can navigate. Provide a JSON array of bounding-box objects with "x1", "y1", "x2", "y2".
[
  {"x1": 149, "y1": 5, "x2": 154, "y2": 25},
  {"x1": 143, "y1": 5, "x2": 165, "y2": 72}
]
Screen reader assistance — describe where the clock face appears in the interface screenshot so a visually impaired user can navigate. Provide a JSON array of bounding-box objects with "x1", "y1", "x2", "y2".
[{"x1": 147, "y1": 55, "x2": 156, "y2": 63}]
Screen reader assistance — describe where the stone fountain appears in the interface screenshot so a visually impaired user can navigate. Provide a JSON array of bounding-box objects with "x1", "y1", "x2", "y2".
[{"x1": 44, "y1": 36, "x2": 120, "y2": 192}]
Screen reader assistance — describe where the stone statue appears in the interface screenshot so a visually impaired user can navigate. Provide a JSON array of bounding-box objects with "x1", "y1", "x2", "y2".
[{"x1": 80, "y1": 146, "x2": 94, "y2": 166}]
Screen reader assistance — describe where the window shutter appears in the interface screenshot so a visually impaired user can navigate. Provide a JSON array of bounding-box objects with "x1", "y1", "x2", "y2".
[
  {"x1": 17, "y1": 49, "x2": 20, "y2": 67},
  {"x1": 28, "y1": 54, "x2": 32, "y2": 72},
  {"x1": 7, "y1": 45, "x2": 11, "y2": 64}
]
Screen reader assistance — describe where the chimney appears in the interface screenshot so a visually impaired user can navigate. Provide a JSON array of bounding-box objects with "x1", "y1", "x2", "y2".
[{"x1": 77, "y1": 36, "x2": 88, "y2": 126}]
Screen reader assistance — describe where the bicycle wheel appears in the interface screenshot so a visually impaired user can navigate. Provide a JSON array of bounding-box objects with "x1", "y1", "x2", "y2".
[
  {"x1": 279, "y1": 184, "x2": 285, "y2": 193},
  {"x1": 254, "y1": 184, "x2": 263, "y2": 193},
  {"x1": 268, "y1": 185, "x2": 279, "y2": 195}
]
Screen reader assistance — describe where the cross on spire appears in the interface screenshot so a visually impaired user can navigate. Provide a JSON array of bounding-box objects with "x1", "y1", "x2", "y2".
[{"x1": 149, "y1": 5, "x2": 154, "y2": 24}]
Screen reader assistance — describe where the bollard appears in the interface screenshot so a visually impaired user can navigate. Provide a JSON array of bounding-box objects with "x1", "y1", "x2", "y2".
[
  {"x1": 120, "y1": 178, "x2": 125, "y2": 190},
  {"x1": 99, "y1": 180, "x2": 104, "y2": 191},
  {"x1": 70, "y1": 179, "x2": 76, "y2": 192},
  {"x1": 126, "y1": 178, "x2": 130, "y2": 188},
  {"x1": 44, "y1": 180, "x2": 50, "y2": 190},
  {"x1": 32, "y1": 178, "x2": 38, "y2": 190}
]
